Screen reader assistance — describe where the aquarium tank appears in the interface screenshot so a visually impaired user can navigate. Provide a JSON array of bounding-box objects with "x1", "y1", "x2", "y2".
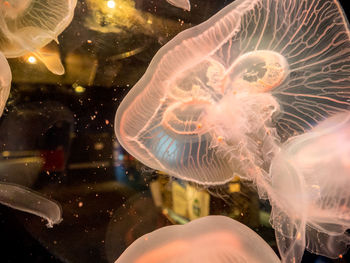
[{"x1": 1, "y1": 0, "x2": 350, "y2": 262}]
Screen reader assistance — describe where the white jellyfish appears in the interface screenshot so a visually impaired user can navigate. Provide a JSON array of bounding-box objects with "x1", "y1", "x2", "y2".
[
  {"x1": 115, "y1": 215, "x2": 280, "y2": 263},
  {"x1": 115, "y1": 0, "x2": 350, "y2": 192},
  {"x1": 166, "y1": 0, "x2": 191, "y2": 11},
  {"x1": 268, "y1": 112, "x2": 350, "y2": 263},
  {"x1": 0, "y1": 0, "x2": 77, "y2": 75},
  {"x1": 0, "y1": 52, "x2": 11, "y2": 116}
]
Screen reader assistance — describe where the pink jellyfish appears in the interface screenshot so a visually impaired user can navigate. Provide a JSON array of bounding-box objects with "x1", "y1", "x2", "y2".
[
  {"x1": 268, "y1": 112, "x2": 350, "y2": 263},
  {"x1": 115, "y1": 0, "x2": 350, "y2": 191},
  {"x1": 0, "y1": 52, "x2": 11, "y2": 116},
  {"x1": 0, "y1": 0, "x2": 77, "y2": 75},
  {"x1": 115, "y1": 215, "x2": 280, "y2": 263}
]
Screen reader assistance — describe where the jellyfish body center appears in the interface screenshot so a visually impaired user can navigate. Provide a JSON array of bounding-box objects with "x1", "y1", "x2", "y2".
[
  {"x1": 225, "y1": 50, "x2": 289, "y2": 93},
  {"x1": 1, "y1": 0, "x2": 32, "y2": 19},
  {"x1": 161, "y1": 90, "x2": 280, "y2": 145}
]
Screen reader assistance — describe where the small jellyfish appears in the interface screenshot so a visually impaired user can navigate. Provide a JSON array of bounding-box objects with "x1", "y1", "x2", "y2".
[
  {"x1": 115, "y1": 215, "x2": 280, "y2": 263},
  {"x1": 166, "y1": 0, "x2": 191, "y2": 11},
  {"x1": 115, "y1": 0, "x2": 350, "y2": 188},
  {"x1": 268, "y1": 112, "x2": 350, "y2": 263},
  {"x1": 0, "y1": 182, "x2": 62, "y2": 227},
  {"x1": 0, "y1": 0, "x2": 77, "y2": 75},
  {"x1": 0, "y1": 52, "x2": 11, "y2": 116}
]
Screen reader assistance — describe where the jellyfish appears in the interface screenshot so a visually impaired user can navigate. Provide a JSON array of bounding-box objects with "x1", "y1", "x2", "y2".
[
  {"x1": 0, "y1": 0, "x2": 77, "y2": 75},
  {"x1": 166, "y1": 0, "x2": 191, "y2": 11},
  {"x1": 115, "y1": 0, "x2": 350, "y2": 192},
  {"x1": 267, "y1": 112, "x2": 350, "y2": 263},
  {"x1": 0, "y1": 52, "x2": 11, "y2": 116},
  {"x1": 115, "y1": 215, "x2": 280, "y2": 263}
]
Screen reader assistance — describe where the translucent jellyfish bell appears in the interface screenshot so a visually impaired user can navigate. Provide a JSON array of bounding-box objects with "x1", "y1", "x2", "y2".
[
  {"x1": 0, "y1": 52, "x2": 11, "y2": 116},
  {"x1": 115, "y1": 0, "x2": 350, "y2": 186},
  {"x1": 115, "y1": 215, "x2": 280, "y2": 263},
  {"x1": 1, "y1": 0, "x2": 32, "y2": 19},
  {"x1": 0, "y1": 0, "x2": 77, "y2": 74},
  {"x1": 269, "y1": 112, "x2": 350, "y2": 263}
]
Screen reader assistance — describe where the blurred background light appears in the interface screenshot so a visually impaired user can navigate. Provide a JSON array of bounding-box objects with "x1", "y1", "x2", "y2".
[
  {"x1": 27, "y1": 56, "x2": 37, "y2": 64},
  {"x1": 107, "y1": 0, "x2": 116, "y2": 9}
]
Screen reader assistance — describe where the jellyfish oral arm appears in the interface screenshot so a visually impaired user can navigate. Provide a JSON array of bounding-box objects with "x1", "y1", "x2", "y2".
[
  {"x1": 33, "y1": 50, "x2": 65, "y2": 75},
  {"x1": 166, "y1": 0, "x2": 191, "y2": 11},
  {"x1": 274, "y1": 222, "x2": 306, "y2": 263},
  {"x1": 0, "y1": 182, "x2": 62, "y2": 227}
]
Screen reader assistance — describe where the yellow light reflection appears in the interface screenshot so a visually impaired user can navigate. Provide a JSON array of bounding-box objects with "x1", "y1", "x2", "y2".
[
  {"x1": 74, "y1": 85, "x2": 86, "y2": 93},
  {"x1": 107, "y1": 0, "x2": 116, "y2": 8},
  {"x1": 27, "y1": 56, "x2": 37, "y2": 64},
  {"x1": 2, "y1": 151, "x2": 10, "y2": 157}
]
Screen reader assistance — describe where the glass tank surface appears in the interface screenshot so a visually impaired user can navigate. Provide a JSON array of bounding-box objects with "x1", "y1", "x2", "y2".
[{"x1": 1, "y1": 0, "x2": 350, "y2": 263}]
